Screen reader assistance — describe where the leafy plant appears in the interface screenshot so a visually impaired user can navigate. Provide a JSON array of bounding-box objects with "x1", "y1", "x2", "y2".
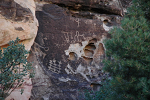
[
  {"x1": 0, "y1": 37, "x2": 34, "y2": 99},
  {"x1": 85, "y1": 0, "x2": 150, "y2": 100}
]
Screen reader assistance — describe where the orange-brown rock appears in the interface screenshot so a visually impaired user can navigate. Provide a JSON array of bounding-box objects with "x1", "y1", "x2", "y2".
[
  {"x1": 0, "y1": 0, "x2": 38, "y2": 100},
  {"x1": 0, "y1": 0, "x2": 38, "y2": 50}
]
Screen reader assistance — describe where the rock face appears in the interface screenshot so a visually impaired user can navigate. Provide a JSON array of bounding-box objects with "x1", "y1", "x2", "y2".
[
  {"x1": 0, "y1": 0, "x2": 38, "y2": 50},
  {"x1": 0, "y1": 0, "x2": 131, "y2": 100},
  {"x1": 0, "y1": 0, "x2": 38, "y2": 100},
  {"x1": 30, "y1": 0, "x2": 131, "y2": 100}
]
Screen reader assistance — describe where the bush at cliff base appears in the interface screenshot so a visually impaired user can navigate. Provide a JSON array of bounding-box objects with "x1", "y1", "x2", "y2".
[
  {"x1": 85, "y1": 0, "x2": 150, "y2": 100},
  {"x1": 0, "y1": 38, "x2": 34, "y2": 99}
]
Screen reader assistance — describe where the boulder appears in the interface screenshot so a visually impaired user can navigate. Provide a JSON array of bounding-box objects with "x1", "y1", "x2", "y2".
[{"x1": 0, "y1": 0, "x2": 38, "y2": 50}]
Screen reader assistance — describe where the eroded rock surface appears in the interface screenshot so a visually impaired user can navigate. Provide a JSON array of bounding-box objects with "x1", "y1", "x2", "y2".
[
  {"x1": 0, "y1": 0, "x2": 38, "y2": 50},
  {"x1": 0, "y1": 0, "x2": 38, "y2": 100},
  {"x1": 30, "y1": 0, "x2": 131, "y2": 100},
  {"x1": 35, "y1": 0, "x2": 125, "y2": 16}
]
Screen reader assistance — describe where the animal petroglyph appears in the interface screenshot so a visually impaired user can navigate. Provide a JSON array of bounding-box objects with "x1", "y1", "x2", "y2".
[{"x1": 62, "y1": 31, "x2": 86, "y2": 43}]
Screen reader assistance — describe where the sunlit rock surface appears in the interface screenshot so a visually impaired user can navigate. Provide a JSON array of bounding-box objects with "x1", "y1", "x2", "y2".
[
  {"x1": 0, "y1": 0, "x2": 38, "y2": 50},
  {"x1": 0, "y1": 0, "x2": 38, "y2": 100}
]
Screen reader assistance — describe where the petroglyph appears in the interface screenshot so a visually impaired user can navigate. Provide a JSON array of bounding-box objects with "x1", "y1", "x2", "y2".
[
  {"x1": 75, "y1": 31, "x2": 86, "y2": 42},
  {"x1": 75, "y1": 18, "x2": 80, "y2": 27},
  {"x1": 65, "y1": 64, "x2": 90, "y2": 82},
  {"x1": 31, "y1": 0, "x2": 132, "y2": 99},
  {"x1": 32, "y1": 42, "x2": 47, "y2": 59},
  {"x1": 70, "y1": 17, "x2": 80, "y2": 27},
  {"x1": 65, "y1": 63, "x2": 107, "y2": 82},
  {"x1": 62, "y1": 31, "x2": 86, "y2": 43},
  {"x1": 48, "y1": 59, "x2": 62, "y2": 74}
]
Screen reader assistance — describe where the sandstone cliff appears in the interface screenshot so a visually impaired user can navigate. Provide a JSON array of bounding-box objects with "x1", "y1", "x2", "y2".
[
  {"x1": 30, "y1": 0, "x2": 131, "y2": 100},
  {"x1": 0, "y1": 0, "x2": 131, "y2": 100},
  {"x1": 0, "y1": 0, "x2": 38, "y2": 100}
]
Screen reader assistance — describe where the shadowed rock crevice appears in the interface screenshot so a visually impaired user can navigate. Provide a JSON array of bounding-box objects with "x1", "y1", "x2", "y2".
[
  {"x1": 69, "y1": 52, "x2": 78, "y2": 61},
  {"x1": 35, "y1": 0, "x2": 125, "y2": 16},
  {"x1": 84, "y1": 43, "x2": 96, "y2": 51},
  {"x1": 55, "y1": 3, "x2": 120, "y2": 17},
  {"x1": 66, "y1": 38, "x2": 106, "y2": 66},
  {"x1": 90, "y1": 83, "x2": 102, "y2": 91},
  {"x1": 83, "y1": 56, "x2": 93, "y2": 65},
  {"x1": 46, "y1": 2, "x2": 123, "y2": 20}
]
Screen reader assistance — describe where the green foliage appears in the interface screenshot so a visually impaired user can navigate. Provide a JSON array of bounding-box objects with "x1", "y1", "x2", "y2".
[
  {"x1": 85, "y1": 81, "x2": 117, "y2": 100},
  {"x1": 85, "y1": 0, "x2": 150, "y2": 100},
  {"x1": 0, "y1": 37, "x2": 34, "y2": 99}
]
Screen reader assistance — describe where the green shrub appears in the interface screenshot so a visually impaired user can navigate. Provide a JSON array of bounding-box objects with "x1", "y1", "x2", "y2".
[
  {"x1": 85, "y1": 0, "x2": 150, "y2": 100},
  {"x1": 0, "y1": 38, "x2": 34, "y2": 99}
]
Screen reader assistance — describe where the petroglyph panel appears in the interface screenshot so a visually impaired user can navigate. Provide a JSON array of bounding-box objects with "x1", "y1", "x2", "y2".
[
  {"x1": 31, "y1": 0, "x2": 132, "y2": 99},
  {"x1": 31, "y1": 3, "x2": 110, "y2": 100}
]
